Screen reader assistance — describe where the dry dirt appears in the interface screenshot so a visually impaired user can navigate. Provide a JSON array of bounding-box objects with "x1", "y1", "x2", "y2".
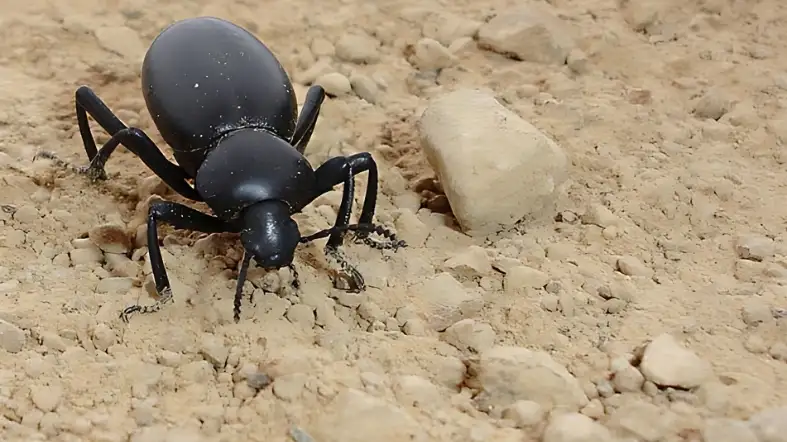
[{"x1": 1, "y1": 0, "x2": 787, "y2": 441}]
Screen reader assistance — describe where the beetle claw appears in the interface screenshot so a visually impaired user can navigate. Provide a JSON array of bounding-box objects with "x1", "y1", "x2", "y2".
[
  {"x1": 78, "y1": 164, "x2": 108, "y2": 182},
  {"x1": 332, "y1": 271, "x2": 364, "y2": 293},
  {"x1": 325, "y1": 246, "x2": 365, "y2": 292}
]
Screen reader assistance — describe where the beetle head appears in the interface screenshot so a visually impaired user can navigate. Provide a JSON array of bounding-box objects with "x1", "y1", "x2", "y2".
[{"x1": 239, "y1": 200, "x2": 300, "y2": 269}]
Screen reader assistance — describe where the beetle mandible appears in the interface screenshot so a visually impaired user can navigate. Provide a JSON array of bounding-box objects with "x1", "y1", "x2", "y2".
[{"x1": 41, "y1": 17, "x2": 406, "y2": 322}]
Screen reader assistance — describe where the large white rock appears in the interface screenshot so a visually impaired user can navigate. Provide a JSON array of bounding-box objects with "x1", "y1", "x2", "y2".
[{"x1": 417, "y1": 88, "x2": 568, "y2": 236}]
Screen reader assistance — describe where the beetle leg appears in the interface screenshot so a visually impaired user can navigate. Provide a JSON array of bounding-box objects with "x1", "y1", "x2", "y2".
[
  {"x1": 120, "y1": 201, "x2": 233, "y2": 323},
  {"x1": 314, "y1": 152, "x2": 405, "y2": 251},
  {"x1": 72, "y1": 85, "x2": 203, "y2": 201},
  {"x1": 327, "y1": 163, "x2": 365, "y2": 291},
  {"x1": 292, "y1": 85, "x2": 326, "y2": 155},
  {"x1": 324, "y1": 160, "x2": 356, "y2": 250},
  {"x1": 84, "y1": 127, "x2": 203, "y2": 201},
  {"x1": 315, "y1": 159, "x2": 365, "y2": 291}
]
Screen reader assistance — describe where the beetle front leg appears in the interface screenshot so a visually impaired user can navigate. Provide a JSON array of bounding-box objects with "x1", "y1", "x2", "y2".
[
  {"x1": 321, "y1": 160, "x2": 365, "y2": 292},
  {"x1": 314, "y1": 152, "x2": 405, "y2": 251},
  {"x1": 121, "y1": 201, "x2": 232, "y2": 322}
]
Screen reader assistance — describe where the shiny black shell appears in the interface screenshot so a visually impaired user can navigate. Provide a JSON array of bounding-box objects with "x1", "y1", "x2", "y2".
[
  {"x1": 194, "y1": 129, "x2": 317, "y2": 221},
  {"x1": 140, "y1": 16, "x2": 298, "y2": 177}
]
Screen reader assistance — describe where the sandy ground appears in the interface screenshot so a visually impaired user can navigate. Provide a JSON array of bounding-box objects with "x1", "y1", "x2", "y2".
[{"x1": 1, "y1": 0, "x2": 787, "y2": 441}]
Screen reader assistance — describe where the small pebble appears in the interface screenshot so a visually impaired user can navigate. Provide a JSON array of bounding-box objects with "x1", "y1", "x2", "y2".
[
  {"x1": 310, "y1": 38, "x2": 335, "y2": 57},
  {"x1": 247, "y1": 372, "x2": 272, "y2": 390},
  {"x1": 567, "y1": 49, "x2": 589, "y2": 74},
  {"x1": 158, "y1": 350, "x2": 182, "y2": 367},
  {"x1": 104, "y1": 253, "x2": 140, "y2": 278},
  {"x1": 335, "y1": 291, "x2": 363, "y2": 308},
  {"x1": 88, "y1": 224, "x2": 132, "y2": 254},
  {"x1": 616, "y1": 255, "x2": 653, "y2": 277},
  {"x1": 443, "y1": 245, "x2": 493, "y2": 278},
  {"x1": 272, "y1": 373, "x2": 307, "y2": 401},
  {"x1": 581, "y1": 204, "x2": 619, "y2": 227},
  {"x1": 602, "y1": 226, "x2": 618, "y2": 239},
  {"x1": 742, "y1": 300, "x2": 773, "y2": 326},
  {"x1": 613, "y1": 364, "x2": 645, "y2": 393},
  {"x1": 748, "y1": 407, "x2": 787, "y2": 442},
  {"x1": 693, "y1": 90, "x2": 731, "y2": 120},
  {"x1": 735, "y1": 233, "x2": 775, "y2": 261},
  {"x1": 393, "y1": 375, "x2": 441, "y2": 407},
  {"x1": 200, "y1": 336, "x2": 229, "y2": 369},
  {"x1": 13, "y1": 205, "x2": 40, "y2": 223},
  {"x1": 92, "y1": 323, "x2": 116, "y2": 351},
  {"x1": 580, "y1": 399, "x2": 605, "y2": 419},
  {"x1": 541, "y1": 295, "x2": 560, "y2": 312},
  {"x1": 0, "y1": 319, "x2": 26, "y2": 353},
  {"x1": 502, "y1": 400, "x2": 544, "y2": 428},
  {"x1": 357, "y1": 300, "x2": 385, "y2": 323},
  {"x1": 30, "y1": 385, "x2": 63, "y2": 412},
  {"x1": 702, "y1": 418, "x2": 758, "y2": 442},
  {"x1": 95, "y1": 25, "x2": 145, "y2": 59},
  {"x1": 406, "y1": 38, "x2": 457, "y2": 70},
  {"x1": 642, "y1": 380, "x2": 659, "y2": 397},
  {"x1": 504, "y1": 265, "x2": 549, "y2": 291},
  {"x1": 558, "y1": 292, "x2": 575, "y2": 316},
  {"x1": 402, "y1": 318, "x2": 429, "y2": 336},
  {"x1": 442, "y1": 319, "x2": 496, "y2": 353},
  {"x1": 290, "y1": 426, "x2": 317, "y2": 442},
  {"x1": 334, "y1": 32, "x2": 380, "y2": 64},
  {"x1": 350, "y1": 72, "x2": 381, "y2": 103},
  {"x1": 41, "y1": 332, "x2": 68, "y2": 352},
  {"x1": 769, "y1": 342, "x2": 787, "y2": 361},
  {"x1": 286, "y1": 304, "x2": 316, "y2": 328},
  {"x1": 602, "y1": 299, "x2": 627, "y2": 313},
  {"x1": 315, "y1": 72, "x2": 352, "y2": 97},
  {"x1": 542, "y1": 412, "x2": 613, "y2": 442},
  {"x1": 743, "y1": 335, "x2": 768, "y2": 354},
  {"x1": 595, "y1": 379, "x2": 615, "y2": 398},
  {"x1": 70, "y1": 247, "x2": 103, "y2": 266}
]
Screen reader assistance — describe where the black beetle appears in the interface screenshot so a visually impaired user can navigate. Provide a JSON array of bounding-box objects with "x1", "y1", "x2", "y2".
[{"x1": 38, "y1": 17, "x2": 405, "y2": 322}]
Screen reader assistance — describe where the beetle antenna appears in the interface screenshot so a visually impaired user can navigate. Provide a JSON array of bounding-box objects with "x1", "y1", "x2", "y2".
[{"x1": 234, "y1": 251, "x2": 253, "y2": 323}]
